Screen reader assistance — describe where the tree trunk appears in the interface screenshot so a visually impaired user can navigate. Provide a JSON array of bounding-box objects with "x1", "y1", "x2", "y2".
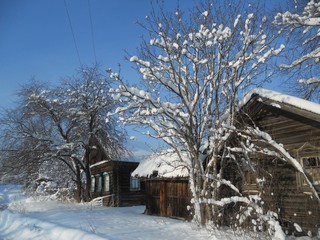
[
  {"x1": 189, "y1": 170, "x2": 205, "y2": 225},
  {"x1": 75, "y1": 164, "x2": 82, "y2": 203},
  {"x1": 84, "y1": 163, "x2": 92, "y2": 201}
]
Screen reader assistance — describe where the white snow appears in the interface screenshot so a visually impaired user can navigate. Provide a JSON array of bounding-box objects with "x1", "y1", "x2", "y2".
[
  {"x1": 0, "y1": 184, "x2": 263, "y2": 240},
  {"x1": 90, "y1": 160, "x2": 110, "y2": 168},
  {"x1": 132, "y1": 149, "x2": 189, "y2": 178},
  {"x1": 202, "y1": 11, "x2": 208, "y2": 17},
  {"x1": 294, "y1": 223, "x2": 303, "y2": 232},
  {"x1": 240, "y1": 88, "x2": 320, "y2": 115}
]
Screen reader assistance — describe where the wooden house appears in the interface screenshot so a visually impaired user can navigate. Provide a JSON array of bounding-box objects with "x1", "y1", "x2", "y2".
[
  {"x1": 90, "y1": 160, "x2": 145, "y2": 206},
  {"x1": 132, "y1": 150, "x2": 192, "y2": 220},
  {"x1": 223, "y1": 88, "x2": 320, "y2": 236},
  {"x1": 132, "y1": 88, "x2": 320, "y2": 236},
  {"x1": 88, "y1": 138, "x2": 145, "y2": 207}
]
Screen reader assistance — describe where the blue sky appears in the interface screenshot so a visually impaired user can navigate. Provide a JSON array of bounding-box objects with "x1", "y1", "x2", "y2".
[
  {"x1": 1, "y1": 0, "x2": 199, "y2": 159},
  {"x1": 1, "y1": 0, "x2": 154, "y2": 108},
  {"x1": 0, "y1": 0, "x2": 288, "y2": 159},
  {"x1": 0, "y1": 0, "x2": 286, "y2": 108}
]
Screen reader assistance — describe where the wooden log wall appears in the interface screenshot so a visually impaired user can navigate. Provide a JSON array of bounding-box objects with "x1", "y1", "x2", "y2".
[
  {"x1": 91, "y1": 161, "x2": 145, "y2": 207},
  {"x1": 228, "y1": 99, "x2": 320, "y2": 236}
]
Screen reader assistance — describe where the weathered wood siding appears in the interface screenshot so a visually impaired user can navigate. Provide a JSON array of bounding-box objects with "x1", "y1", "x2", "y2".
[
  {"x1": 144, "y1": 178, "x2": 192, "y2": 220},
  {"x1": 237, "y1": 98, "x2": 320, "y2": 235},
  {"x1": 91, "y1": 161, "x2": 114, "y2": 205},
  {"x1": 91, "y1": 161, "x2": 145, "y2": 207},
  {"x1": 115, "y1": 161, "x2": 145, "y2": 207},
  {"x1": 246, "y1": 160, "x2": 320, "y2": 235},
  {"x1": 145, "y1": 180, "x2": 160, "y2": 215}
]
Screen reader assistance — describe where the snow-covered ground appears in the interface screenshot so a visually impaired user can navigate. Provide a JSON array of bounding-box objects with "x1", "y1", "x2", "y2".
[{"x1": 0, "y1": 184, "x2": 310, "y2": 240}]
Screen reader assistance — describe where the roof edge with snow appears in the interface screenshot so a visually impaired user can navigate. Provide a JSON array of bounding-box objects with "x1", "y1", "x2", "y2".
[
  {"x1": 132, "y1": 150, "x2": 189, "y2": 179},
  {"x1": 240, "y1": 88, "x2": 320, "y2": 121}
]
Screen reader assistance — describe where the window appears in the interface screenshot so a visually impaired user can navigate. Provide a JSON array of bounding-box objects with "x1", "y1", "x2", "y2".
[
  {"x1": 97, "y1": 174, "x2": 102, "y2": 192},
  {"x1": 244, "y1": 171, "x2": 256, "y2": 185},
  {"x1": 302, "y1": 156, "x2": 320, "y2": 168},
  {"x1": 243, "y1": 171, "x2": 259, "y2": 194},
  {"x1": 299, "y1": 156, "x2": 320, "y2": 191},
  {"x1": 103, "y1": 172, "x2": 110, "y2": 192},
  {"x1": 130, "y1": 174, "x2": 140, "y2": 191},
  {"x1": 90, "y1": 176, "x2": 95, "y2": 192}
]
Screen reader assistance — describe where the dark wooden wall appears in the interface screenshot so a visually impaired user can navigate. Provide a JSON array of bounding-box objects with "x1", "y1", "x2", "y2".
[
  {"x1": 91, "y1": 161, "x2": 145, "y2": 207},
  {"x1": 114, "y1": 161, "x2": 145, "y2": 207},
  {"x1": 91, "y1": 161, "x2": 115, "y2": 205},
  {"x1": 235, "y1": 100, "x2": 320, "y2": 236},
  {"x1": 239, "y1": 158, "x2": 320, "y2": 235},
  {"x1": 144, "y1": 178, "x2": 192, "y2": 220}
]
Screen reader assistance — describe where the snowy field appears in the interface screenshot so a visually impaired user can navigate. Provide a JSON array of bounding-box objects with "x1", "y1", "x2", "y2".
[{"x1": 0, "y1": 184, "x2": 309, "y2": 240}]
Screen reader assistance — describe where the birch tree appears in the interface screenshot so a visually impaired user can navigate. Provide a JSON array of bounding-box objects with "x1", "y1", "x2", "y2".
[
  {"x1": 109, "y1": 1, "x2": 285, "y2": 227},
  {"x1": 274, "y1": 0, "x2": 320, "y2": 101}
]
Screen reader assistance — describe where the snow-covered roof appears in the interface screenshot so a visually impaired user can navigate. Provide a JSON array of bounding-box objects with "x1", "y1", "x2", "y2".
[
  {"x1": 90, "y1": 160, "x2": 110, "y2": 168},
  {"x1": 240, "y1": 88, "x2": 320, "y2": 117},
  {"x1": 132, "y1": 150, "x2": 189, "y2": 178},
  {"x1": 90, "y1": 158, "x2": 140, "y2": 169}
]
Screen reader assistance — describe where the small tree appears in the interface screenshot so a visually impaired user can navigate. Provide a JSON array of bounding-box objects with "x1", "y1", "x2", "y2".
[{"x1": 274, "y1": 0, "x2": 320, "y2": 101}]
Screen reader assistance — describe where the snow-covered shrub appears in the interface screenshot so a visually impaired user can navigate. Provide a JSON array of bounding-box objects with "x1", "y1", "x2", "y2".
[
  {"x1": 50, "y1": 187, "x2": 76, "y2": 202},
  {"x1": 24, "y1": 177, "x2": 76, "y2": 202},
  {"x1": 231, "y1": 195, "x2": 285, "y2": 240}
]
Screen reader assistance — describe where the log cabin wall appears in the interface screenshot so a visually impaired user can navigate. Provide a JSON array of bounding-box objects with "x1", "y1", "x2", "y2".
[
  {"x1": 114, "y1": 161, "x2": 145, "y2": 206},
  {"x1": 237, "y1": 97, "x2": 320, "y2": 236},
  {"x1": 238, "y1": 157, "x2": 320, "y2": 235},
  {"x1": 90, "y1": 161, "x2": 145, "y2": 207},
  {"x1": 90, "y1": 161, "x2": 115, "y2": 205}
]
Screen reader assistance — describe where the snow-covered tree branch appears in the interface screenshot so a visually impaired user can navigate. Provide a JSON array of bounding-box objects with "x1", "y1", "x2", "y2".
[
  {"x1": 0, "y1": 66, "x2": 126, "y2": 202},
  {"x1": 274, "y1": 0, "x2": 320, "y2": 101},
  {"x1": 109, "y1": 1, "x2": 284, "y2": 226}
]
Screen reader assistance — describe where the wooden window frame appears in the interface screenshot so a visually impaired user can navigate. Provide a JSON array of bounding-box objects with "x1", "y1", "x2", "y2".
[
  {"x1": 97, "y1": 174, "x2": 102, "y2": 192},
  {"x1": 90, "y1": 176, "x2": 96, "y2": 193},
  {"x1": 243, "y1": 171, "x2": 259, "y2": 194},
  {"x1": 130, "y1": 174, "x2": 140, "y2": 191},
  {"x1": 298, "y1": 156, "x2": 320, "y2": 192},
  {"x1": 103, "y1": 172, "x2": 110, "y2": 192}
]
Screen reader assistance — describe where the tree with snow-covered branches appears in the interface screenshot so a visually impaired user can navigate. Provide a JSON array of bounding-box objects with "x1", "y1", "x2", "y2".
[
  {"x1": 0, "y1": 91, "x2": 73, "y2": 189},
  {"x1": 109, "y1": 1, "x2": 290, "y2": 230},
  {"x1": 274, "y1": 0, "x2": 320, "y2": 101},
  {"x1": 0, "y1": 66, "x2": 126, "y2": 202}
]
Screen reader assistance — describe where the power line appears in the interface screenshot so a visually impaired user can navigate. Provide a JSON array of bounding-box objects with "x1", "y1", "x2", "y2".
[
  {"x1": 87, "y1": 0, "x2": 97, "y2": 63},
  {"x1": 64, "y1": 0, "x2": 82, "y2": 66}
]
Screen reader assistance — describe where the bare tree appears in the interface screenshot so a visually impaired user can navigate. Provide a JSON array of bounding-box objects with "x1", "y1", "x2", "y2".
[
  {"x1": 274, "y1": 0, "x2": 320, "y2": 101},
  {"x1": 0, "y1": 66, "x2": 126, "y2": 202},
  {"x1": 0, "y1": 81, "x2": 66, "y2": 186}
]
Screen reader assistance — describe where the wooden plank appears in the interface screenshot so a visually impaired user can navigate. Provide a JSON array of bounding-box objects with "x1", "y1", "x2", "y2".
[
  {"x1": 275, "y1": 135, "x2": 320, "y2": 147},
  {"x1": 271, "y1": 126, "x2": 320, "y2": 139},
  {"x1": 160, "y1": 181, "x2": 168, "y2": 217}
]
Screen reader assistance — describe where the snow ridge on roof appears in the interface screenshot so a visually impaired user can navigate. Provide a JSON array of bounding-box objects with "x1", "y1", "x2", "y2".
[
  {"x1": 241, "y1": 88, "x2": 320, "y2": 116},
  {"x1": 132, "y1": 149, "x2": 189, "y2": 178},
  {"x1": 90, "y1": 160, "x2": 110, "y2": 168}
]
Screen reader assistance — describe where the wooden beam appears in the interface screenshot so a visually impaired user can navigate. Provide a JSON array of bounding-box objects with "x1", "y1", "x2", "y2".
[{"x1": 160, "y1": 181, "x2": 168, "y2": 217}]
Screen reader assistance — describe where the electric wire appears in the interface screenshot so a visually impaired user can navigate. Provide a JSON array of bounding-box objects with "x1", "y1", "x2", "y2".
[
  {"x1": 87, "y1": 0, "x2": 97, "y2": 63},
  {"x1": 64, "y1": 0, "x2": 82, "y2": 66}
]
